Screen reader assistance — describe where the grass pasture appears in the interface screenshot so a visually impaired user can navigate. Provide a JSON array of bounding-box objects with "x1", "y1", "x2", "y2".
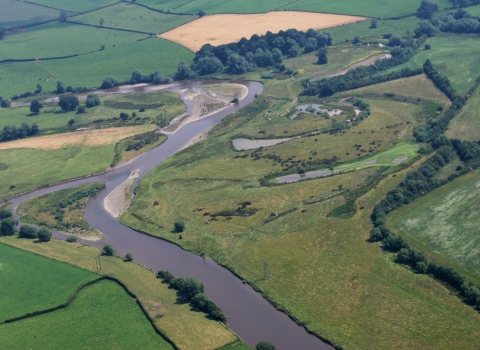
[
  {"x1": 27, "y1": 0, "x2": 119, "y2": 13},
  {"x1": 0, "y1": 236, "x2": 237, "y2": 349},
  {"x1": 447, "y1": 90, "x2": 480, "y2": 141},
  {"x1": 389, "y1": 168, "x2": 480, "y2": 282},
  {"x1": 160, "y1": 11, "x2": 365, "y2": 51},
  {"x1": 0, "y1": 0, "x2": 61, "y2": 30},
  {"x1": 74, "y1": 3, "x2": 195, "y2": 34},
  {"x1": 0, "y1": 280, "x2": 174, "y2": 350},
  {"x1": 0, "y1": 243, "x2": 96, "y2": 322}
]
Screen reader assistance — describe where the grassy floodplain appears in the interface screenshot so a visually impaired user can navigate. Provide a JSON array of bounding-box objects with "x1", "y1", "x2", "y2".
[
  {"x1": 74, "y1": 3, "x2": 196, "y2": 34},
  {"x1": 0, "y1": 0, "x2": 61, "y2": 29},
  {"x1": 0, "y1": 22, "x2": 147, "y2": 60},
  {"x1": 389, "y1": 168, "x2": 480, "y2": 283},
  {"x1": 0, "y1": 236, "x2": 237, "y2": 349},
  {"x1": 0, "y1": 280, "x2": 174, "y2": 350},
  {"x1": 447, "y1": 89, "x2": 480, "y2": 141},
  {"x1": 0, "y1": 243, "x2": 96, "y2": 321}
]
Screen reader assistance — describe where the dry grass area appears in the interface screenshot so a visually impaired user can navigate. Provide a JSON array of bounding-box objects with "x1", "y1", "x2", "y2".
[
  {"x1": 0, "y1": 125, "x2": 156, "y2": 151},
  {"x1": 160, "y1": 11, "x2": 365, "y2": 51}
]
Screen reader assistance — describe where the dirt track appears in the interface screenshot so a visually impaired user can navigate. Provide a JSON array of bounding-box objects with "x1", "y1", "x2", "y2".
[{"x1": 160, "y1": 11, "x2": 365, "y2": 51}]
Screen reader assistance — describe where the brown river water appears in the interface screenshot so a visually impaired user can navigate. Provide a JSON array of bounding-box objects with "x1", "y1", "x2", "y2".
[{"x1": 8, "y1": 80, "x2": 333, "y2": 350}]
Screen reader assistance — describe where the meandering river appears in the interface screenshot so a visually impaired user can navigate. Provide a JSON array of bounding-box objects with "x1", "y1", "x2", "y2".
[{"x1": 8, "y1": 80, "x2": 333, "y2": 350}]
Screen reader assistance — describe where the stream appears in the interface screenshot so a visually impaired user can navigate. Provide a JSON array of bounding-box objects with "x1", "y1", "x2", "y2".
[{"x1": 7, "y1": 80, "x2": 333, "y2": 350}]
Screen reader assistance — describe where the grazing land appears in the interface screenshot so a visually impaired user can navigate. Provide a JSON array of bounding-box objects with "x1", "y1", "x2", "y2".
[
  {"x1": 389, "y1": 168, "x2": 480, "y2": 283},
  {"x1": 74, "y1": 3, "x2": 195, "y2": 34},
  {"x1": 160, "y1": 11, "x2": 365, "y2": 51},
  {"x1": 0, "y1": 0, "x2": 60, "y2": 29},
  {"x1": 447, "y1": 90, "x2": 480, "y2": 141},
  {"x1": 0, "y1": 236, "x2": 237, "y2": 349},
  {"x1": 0, "y1": 280, "x2": 174, "y2": 350},
  {"x1": 19, "y1": 182, "x2": 105, "y2": 240},
  {"x1": 0, "y1": 243, "x2": 96, "y2": 322},
  {"x1": 26, "y1": 0, "x2": 119, "y2": 13}
]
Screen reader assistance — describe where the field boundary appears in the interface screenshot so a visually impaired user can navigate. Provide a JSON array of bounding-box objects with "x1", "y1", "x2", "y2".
[
  {"x1": 135, "y1": 2, "x2": 196, "y2": 16},
  {"x1": 0, "y1": 275, "x2": 180, "y2": 350}
]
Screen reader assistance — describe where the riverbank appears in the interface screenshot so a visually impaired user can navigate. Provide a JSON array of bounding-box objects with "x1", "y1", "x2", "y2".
[{"x1": 104, "y1": 169, "x2": 140, "y2": 218}]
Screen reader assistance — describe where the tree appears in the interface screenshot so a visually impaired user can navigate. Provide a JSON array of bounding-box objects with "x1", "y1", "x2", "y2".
[
  {"x1": 416, "y1": 0, "x2": 440, "y2": 19},
  {"x1": 174, "y1": 61, "x2": 197, "y2": 81},
  {"x1": 30, "y1": 100, "x2": 43, "y2": 115},
  {"x1": 192, "y1": 57, "x2": 223, "y2": 75},
  {"x1": 0, "y1": 98, "x2": 11, "y2": 108},
  {"x1": 19, "y1": 225, "x2": 37, "y2": 239},
  {"x1": 59, "y1": 10, "x2": 68, "y2": 22},
  {"x1": 151, "y1": 71, "x2": 171, "y2": 84},
  {"x1": 101, "y1": 76, "x2": 119, "y2": 89},
  {"x1": 35, "y1": 83, "x2": 42, "y2": 94},
  {"x1": 130, "y1": 69, "x2": 146, "y2": 84},
  {"x1": 0, "y1": 208, "x2": 12, "y2": 220},
  {"x1": 125, "y1": 253, "x2": 134, "y2": 261},
  {"x1": 425, "y1": 44, "x2": 431, "y2": 50},
  {"x1": 0, "y1": 217, "x2": 16, "y2": 236},
  {"x1": 317, "y1": 47, "x2": 328, "y2": 65},
  {"x1": 0, "y1": 27, "x2": 6, "y2": 40},
  {"x1": 103, "y1": 245, "x2": 115, "y2": 256},
  {"x1": 177, "y1": 277, "x2": 204, "y2": 300},
  {"x1": 256, "y1": 341, "x2": 277, "y2": 350},
  {"x1": 197, "y1": 10, "x2": 206, "y2": 17},
  {"x1": 370, "y1": 18, "x2": 378, "y2": 29},
  {"x1": 352, "y1": 36, "x2": 361, "y2": 44},
  {"x1": 304, "y1": 37, "x2": 318, "y2": 53},
  {"x1": 66, "y1": 235, "x2": 77, "y2": 242},
  {"x1": 388, "y1": 35, "x2": 402, "y2": 47},
  {"x1": 77, "y1": 106, "x2": 86, "y2": 114},
  {"x1": 66, "y1": 85, "x2": 73, "y2": 92},
  {"x1": 174, "y1": 221, "x2": 185, "y2": 232},
  {"x1": 120, "y1": 112, "x2": 129, "y2": 121},
  {"x1": 58, "y1": 95, "x2": 79, "y2": 112},
  {"x1": 37, "y1": 227, "x2": 52, "y2": 242},
  {"x1": 85, "y1": 94, "x2": 101, "y2": 107},
  {"x1": 56, "y1": 81, "x2": 66, "y2": 94}
]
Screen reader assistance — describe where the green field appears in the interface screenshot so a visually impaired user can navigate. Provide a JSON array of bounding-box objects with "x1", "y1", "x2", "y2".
[
  {"x1": 0, "y1": 243, "x2": 96, "y2": 321},
  {"x1": 0, "y1": 38, "x2": 193, "y2": 97},
  {"x1": 74, "y1": 3, "x2": 195, "y2": 34},
  {"x1": 27, "y1": 0, "x2": 119, "y2": 13},
  {"x1": 0, "y1": 22, "x2": 147, "y2": 60},
  {"x1": 389, "y1": 168, "x2": 480, "y2": 283},
  {"x1": 0, "y1": 0, "x2": 61, "y2": 29},
  {"x1": 381, "y1": 36, "x2": 480, "y2": 94},
  {"x1": 467, "y1": 3, "x2": 480, "y2": 16},
  {"x1": 0, "y1": 280, "x2": 174, "y2": 349},
  {"x1": 447, "y1": 90, "x2": 480, "y2": 141},
  {"x1": 141, "y1": 0, "x2": 451, "y2": 18}
]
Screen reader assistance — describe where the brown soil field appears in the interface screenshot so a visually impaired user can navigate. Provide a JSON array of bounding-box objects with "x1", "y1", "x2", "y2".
[
  {"x1": 160, "y1": 11, "x2": 365, "y2": 51},
  {"x1": 0, "y1": 125, "x2": 156, "y2": 151}
]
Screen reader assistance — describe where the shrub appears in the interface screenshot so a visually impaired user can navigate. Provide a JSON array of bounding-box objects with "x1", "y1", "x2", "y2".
[
  {"x1": 19, "y1": 225, "x2": 37, "y2": 239},
  {"x1": 0, "y1": 217, "x2": 15, "y2": 236},
  {"x1": 425, "y1": 44, "x2": 431, "y2": 50},
  {"x1": 77, "y1": 106, "x2": 86, "y2": 114},
  {"x1": 157, "y1": 270, "x2": 175, "y2": 283},
  {"x1": 102, "y1": 244, "x2": 115, "y2": 256},
  {"x1": 256, "y1": 341, "x2": 277, "y2": 350},
  {"x1": 125, "y1": 253, "x2": 134, "y2": 262},
  {"x1": 66, "y1": 235, "x2": 77, "y2": 243},
  {"x1": 174, "y1": 221, "x2": 185, "y2": 232},
  {"x1": 37, "y1": 227, "x2": 52, "y2": 242},
  {"x1": 0, "y1": 208, "x2": 12, "y2": 219},
  {"x1": 58, "y1": 95, "x2": 79, "y2": 112}
]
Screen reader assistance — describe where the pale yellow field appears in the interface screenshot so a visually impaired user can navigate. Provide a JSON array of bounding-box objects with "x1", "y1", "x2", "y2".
[
  {"x1": 160, "y1": 11, "x2": 365, "y2": 51},
  {"x1": 0, "y1": 125, "x2": 156, "y2": 150}
]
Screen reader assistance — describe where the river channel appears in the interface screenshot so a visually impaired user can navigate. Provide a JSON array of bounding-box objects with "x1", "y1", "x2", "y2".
[{"x1": 8, "y1": 80, "x2": 333, "y2": 350}]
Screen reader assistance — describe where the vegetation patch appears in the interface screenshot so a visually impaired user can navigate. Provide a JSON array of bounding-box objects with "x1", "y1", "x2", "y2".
[
  {"x1": 112, "y1": 130, "x2": 167, "y2": 167},
  {"x1": 19, "y1": 182, "x2": 105, "y2": 239},
  {"x1": 328, "y1": 203, "x2": 356, "y2": 218},
  {"x1": 0, "y1": 243, "x2": 96, "y2": 322},
  {"x1": 447, "y1": 90, "x2": 480, "y2": 141}
]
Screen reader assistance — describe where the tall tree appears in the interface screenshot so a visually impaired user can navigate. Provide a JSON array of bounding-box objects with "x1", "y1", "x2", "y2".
[
  {"x1": 417, "y1": 0, "x2": 440, "y2": 19},
  {"x1": 30, "y1": 100, "x2": 43, "y2": 115}
]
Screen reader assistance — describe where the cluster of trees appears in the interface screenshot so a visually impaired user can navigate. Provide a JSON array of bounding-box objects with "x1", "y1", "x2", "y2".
[
  {"x1": 423, "y1": 59, "x2": 457, "y2": 100},
  {"x1": 56, "y1": 81, "x2": 91, "y2": 94},
  {"x1": 302, "y1": 47, "x2": 420, "y2": 97},
  {"x1": 416, "y1": 0, "x2": 440, "y2": 19},
  {"x1": 451, "y1": 0, "x2": 480, "y2": 6},
  {"x1": 1, "y1": 122, "x2": 39, "y2": 141},
  {"x1": 157, "y1": 271, "x2": 227, "y2": 322},
  {"x1": 0, "y1": 96, "x2": 11, "y2": 108},
  {"x1": 19, "y1": 225, "x2": 52, "y2": 241},
  {"x1": 128, "y1": 70, "x2": 171, "y2": 85},
  {"x1": 415, "y1": 8, "x2": 480, "y2": 36},
  {"x1": 85, "y1": 94, "x2": 101, "y2": 108},
  {"x1": 58, "y1": 95, "x2": 79, "y2": 112}
]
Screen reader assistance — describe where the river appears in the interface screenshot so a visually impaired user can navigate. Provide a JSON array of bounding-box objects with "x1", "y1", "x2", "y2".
[{"x1": 8, "y1": 80, "x2": 333, "y2": 350}]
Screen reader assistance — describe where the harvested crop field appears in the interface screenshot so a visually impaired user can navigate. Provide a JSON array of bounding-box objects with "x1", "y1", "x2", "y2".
[
  {"x1": 0, "y1": 125, "x2": 156, "y2": 151},
  {"x1": 160, "y1": 11, "x2": 365, "y2": 51}
]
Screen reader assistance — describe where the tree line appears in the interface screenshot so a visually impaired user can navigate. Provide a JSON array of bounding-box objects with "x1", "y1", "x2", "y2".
[
  {"x1": 1, "y1": 122, "x2": 39, "y2": 142},
  {"x1": 157, "y1": 270, "x2": 227, "y2": 322},
  {"x1": 415, "y1": 8, "x2": 480, "y2": 36}
]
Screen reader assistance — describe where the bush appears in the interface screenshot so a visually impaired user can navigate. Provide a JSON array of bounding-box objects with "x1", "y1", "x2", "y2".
[
  {"x1": 19, "y1": 225, "x2": 37, "y2": 239},
  {"x1": 66, "y1": 235, "x2": 77, "y2": 243},
  {"x1": 174, "y1": 221, "x2": 185, "y2": 232},
  {"x1": 37, "y1": 227, "x2": 52, "y2": 242},
  {"x1": 125, "y1": 253, "x2": 134, "y2": 262},
  {"x1": 425, "y1": 44, "x2": 431, "y2": 50},
  {"x1": 0, "y1": 208, "x2": 12, "y2": 219},
  {"x1": 102, "y1": 244, "x2": 115, "y2": 256},
  {"x1": 256, "y1": 341, "x2": 277, "y2": 350},
  {"x1": 85, "y1": 94, "x2": 101, "y2": 108},
  {"x1": 77, "y1": 106, "x2": 86, "y2": 114},
  {"x1": 157, "y1": 270, "x2": 175, "y2": 283},
  {"x1": 0, "y1": 217, "x2": 16, "y2": 236}
]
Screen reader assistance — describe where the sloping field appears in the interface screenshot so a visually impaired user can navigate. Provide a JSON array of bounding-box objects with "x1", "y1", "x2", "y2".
[
  {"x1": 0, "y1": 243, "x2": 96, "y2": 322},
  {"x1": 74, "y1": 3, "x2": 195, "y2": 34},
  {"x1": 26, "y1": 0, "x2": 118, "y2": 12},
  {"x1": 345, "y1": 74, "x2": 451, "y2": 105},
  {"x1": 0, "y1": 125, "x2": 156, "y2": 151},
  {"x1": 0, "y1": 0, "x2": 60, "y2": 29},
  {"x1": 0, "y1": 280, "x2": 174, "y2": 349},
  {"x1": 0, "y1": 22, "x2": 146, "y2": 60},
  {"x1": 160, "y1": 11, "x2": 365, "y2": 51},
  {"x1": 447, "y1": 90, "x2": 480, "y2": 141},
  {"x1": 389, "y1": 168, "x2": 480, "y2": 282}
]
